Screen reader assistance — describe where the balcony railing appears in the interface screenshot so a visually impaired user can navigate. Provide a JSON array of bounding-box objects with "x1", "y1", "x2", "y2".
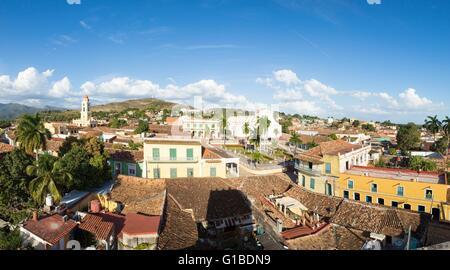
[
  {"x1": 147, "y1": 156, "x2": 199, "y2": 163},
  {"x1": 294, "y1": 163, "x2": 321, "y2": 176}
]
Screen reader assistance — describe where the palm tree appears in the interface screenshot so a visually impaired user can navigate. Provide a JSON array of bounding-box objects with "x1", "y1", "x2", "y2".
[
  {"x1": 424, "y1": 115, "x2": 442, "y2": 142},
  {"x1": 257, "y1": 116, "x2": 271, "y2": 152},
  {"x1": 243, "y1": 122, "x2": 250, "y2": 149},
  {"x1": 442, "y1": 116, "x2": 450, "y2": 182},
  {"x1": 289, "y1": 132, "x2": 302, "y2": 155},
  {"x1": 251, "y1": 151, "x2": 262, "y2": 167},
  {"x1": 16, "y1": 114, "x2": 50, "y2": 161},
  {"x1": 26, "y1": 154, "x2": 72, "y2": 205},
  {"x1": 221, "y1": 108, "x2": 227, "y2": 145}
]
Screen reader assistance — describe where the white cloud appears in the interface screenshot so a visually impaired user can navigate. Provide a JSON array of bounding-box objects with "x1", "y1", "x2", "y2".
[
  {"x1": 399, "y1": 88, "x2": 432, "y2": 108},
  {"x1": 67, "y1": 0, "x2": 81, "y2": 5},
  {"x1": 49, "y1": 77, "x2": 72, "y2": 98},
  {"x1": 367, "y1": 0, "x2": 381, "y2": 5},
  {"x1": 80, "y1": 20, "x2": 91, "y2": 30},
  {"x1": 273, "y1": 69, "x2": 300, "y2": 86}
]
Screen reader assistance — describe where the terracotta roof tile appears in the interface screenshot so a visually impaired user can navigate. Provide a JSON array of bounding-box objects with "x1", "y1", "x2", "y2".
[
  {"x1": 296, "y1": 140, "x2": 364, "y2": 161},
  {"x1": 110, "y1": 175, "x2": 166, "y2": 216},
  {"x1": 79, "y1": 213, "x2": 114, "y2": 241},
  {"x1": 0, "y1": 143, "x2": 14, "y2": 154},
  {"x1": 22, "y1": 214, "x2": 77, "y2": 246},
  {"x1": 107, "y1": 149, "x2": 144, "y2": 162}
]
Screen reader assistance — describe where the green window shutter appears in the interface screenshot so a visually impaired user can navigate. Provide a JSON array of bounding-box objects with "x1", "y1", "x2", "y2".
[
  {"x1": 210, "y1": 167, "x2": 217, "y2": 177},
  {"x1": 152, "y1": 148, "x2": 160, "y2": 160},
  {"x1": 187, "y1": 168, "x2": 194, "y2": 177},
  {"x1": 170, "y1": 168, "x2": 177, "y2": 178},
  {"x1": 310, "y1": 178, "x2": 315, "y2": 189},
  {"x1": 170, "y1": 148, "x2": 177, "y2": 160},
  {"x1": 186, "y1": 148, "x2": 194, "y2": 160},
  {"x1": 153, "y1": 168, "x2": 160, "y2": 178}
]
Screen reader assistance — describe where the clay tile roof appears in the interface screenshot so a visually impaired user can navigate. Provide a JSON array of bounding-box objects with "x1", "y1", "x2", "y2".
[
  {"x1": 121, "y1": 213, "x2": 160, "y2": 236},
  {"x1": 166, "y1": 177, "x2": 251, "y2": 221},
  {"x1": 296, "y1": 140, "x2": 364, "y2": 161},
  {"x1": 79, "y1": 214, "x2": 114, "y2": 241},
  {"x1": 22, "y1": 214, "x2": 77, "y2": 245},
  {"x1": 110, "y1": 175, "x2": 166, "y2": 216},
  {"x1": 158, "y1": 196, "x2": 199, "y2": 250},
  {"x1": 0, "y1": 143, "x2": 14, "y2": 154},
  {"x1": 45, "y1": 140, "x2": 63, "y2": 153},
  {"x1": 201, "y1": 147, "x2": 222, "y2": 159},
  {"x1": 286, "y1": 224, "x2": 369, "y2": 250},
  {"x1": 107, "y1": 149, "x2": 144, "y2": 162}
]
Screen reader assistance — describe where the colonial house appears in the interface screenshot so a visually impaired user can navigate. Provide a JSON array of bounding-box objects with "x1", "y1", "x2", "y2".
[
  {"x1": 20, "y1": 213, "x2": 78, "y2": 250},
  {"x1": 107, "y1": 149, "x2": 144, "y2": 177},
  {"x1": 142, "y1": 138, "x2": 239, "y2": 179},
  {"x1": 338, "y1": 166, "x2": 450, "y2": 221},
  {"x1": 294, "y1": 140, "x2": 371, "y2": 196}
]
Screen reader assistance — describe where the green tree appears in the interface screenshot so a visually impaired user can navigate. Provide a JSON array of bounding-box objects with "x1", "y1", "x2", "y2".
[
  {"x1": 26, "y1": 154, "x2": 72, "y2": 205},
  {"x1": 396, "y1": 123, "x2": 421, "y2": 154},
  {"x1": 352, "y1": 120, "x2": 360, "y2": 128},
  {"x1": 409, "y1": 156, "x2": 437, "y2": 172},
  {"x1": 441, "y1": 116, "x2": 450, "y2": 183},
  {"x1": 134, "y1": 120, "x2": 149, "y2": 134},
  {"x1": 16, "y1": 114, "x2": 51, "y2": 160},
  {"x1": 289, "y1": 132, "x2": 302, "y2": 155},
  {"x1": 361, "y1": 123, "x2": 376, "y2": 132},
  {"x1": 221, "y1": 108, "x2": 228, "y2": 144},
  {"x1": 424, "y1": 115, "x2": 442, "y2": 142},
  {"x1": 109, "y1": 118, "x2": 127, "y2": 128},
  {"x1": 243, "y1": 122, "x2": 250, "y2": 140},
  {"x1": 388, "y1": 148, "x2": 398, "y2": 156},
  {"x1": 329, "y1": 134, "x2": 338, "y2": 140},
  {"x1": 0, "y1": 228, "x2": 22, "y2": 250},
  {"x1": 0, "y1": 149, "x2": 33, "y2": 207}
]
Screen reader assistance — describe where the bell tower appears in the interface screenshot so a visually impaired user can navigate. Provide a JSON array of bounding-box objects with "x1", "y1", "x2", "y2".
[{"x1": 80, "y1": 95, "x2": 90, "y2": 122}]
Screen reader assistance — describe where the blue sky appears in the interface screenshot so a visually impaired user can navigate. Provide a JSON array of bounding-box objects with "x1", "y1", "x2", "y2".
[{"x1": 0, "y1": 0, "x2": 449, "y2": 123}]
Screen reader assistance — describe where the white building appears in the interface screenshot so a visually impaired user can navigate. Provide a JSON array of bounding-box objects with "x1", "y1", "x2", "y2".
[
  {"x1": 227, "y1": 109, "x2": 282, "y2": 140},
  {"x1": 72, "y1": 96, "x2": 98, "y2": 128},
  {"x1": 178, "y1": 115, "x2": 221, "y2": 139}
]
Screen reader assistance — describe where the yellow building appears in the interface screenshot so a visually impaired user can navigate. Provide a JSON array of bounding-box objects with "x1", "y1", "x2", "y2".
[
  {"x1": 294, "y1": 140, "x2": 371, "y2": 196},
  {"x1": 337, "y1": 166, "x2": 450, "y2": 221},
  {"x1": 142, "y1": 138, "x2": 239, "y2": 179}
]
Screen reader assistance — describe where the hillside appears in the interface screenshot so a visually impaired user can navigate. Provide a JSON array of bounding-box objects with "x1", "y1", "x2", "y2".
[
  {"x1": 91, "y1": 98, "x2": 178, "y2": 112},
  {"x1": 0, "y1": 103, "x2": 62, "y2": 120}
]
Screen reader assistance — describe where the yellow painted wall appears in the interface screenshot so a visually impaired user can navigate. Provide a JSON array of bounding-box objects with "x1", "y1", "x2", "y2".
[{"x1": 338, "y1": 173, "x2": 450, "y2": 221}]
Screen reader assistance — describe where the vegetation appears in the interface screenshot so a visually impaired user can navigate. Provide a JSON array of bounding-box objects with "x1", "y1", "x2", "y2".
[
  {"x1": 26, "y1": 154, "x2": 72, "y2": 205},
  {"x1": 0, "y1": 228, "x2": 22, "y2": 250},
  {"x1": 396, "y1": 123, "x2": 421, "y2": 154},
  {"x1": 0, "y1": 120, "x2": 11, "y2": 129},
  {"x1": 90, "y1": 98, "x2": 175, "y2": 113},
  {"x1": 329, "y1": 133, "x2": 338, "y2": 140},
  {"x1": 352, "y1": 120, "x2": 360, "y2": 127},
  {"x1": 361, "y1": 123, "x2": 376, "y2": 132},
  {"x1": 134, "y1": 120, "x2": 149, "y2": 134},
  {"x1": 16, "y1": 114, "x2": 51, "y2": 158},
  {"x1": 409, "y1": 156, "x2": 437, "y2": 172},
  {"x1": 109, "y1": 118, "x2": 127, "y2": 128},
  {"x1": 38, "y1": 110, "x2": 79, "y2": 123},
  {"x1": 289, "y1": 132, "x2": 302, "y2": 154}
]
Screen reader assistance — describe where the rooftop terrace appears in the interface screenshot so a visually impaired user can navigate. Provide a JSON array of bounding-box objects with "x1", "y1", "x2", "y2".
[{"x1": 343, "y1": 166, "x2": 446, "y2": 184}]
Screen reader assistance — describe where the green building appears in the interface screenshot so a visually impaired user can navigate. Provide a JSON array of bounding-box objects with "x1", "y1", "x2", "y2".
[{"x1": 108, "y1": 149, "x2": 144, "y2": 177}]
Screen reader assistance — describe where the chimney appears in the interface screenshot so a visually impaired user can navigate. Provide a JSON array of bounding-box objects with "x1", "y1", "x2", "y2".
[{"x1": 32, "y1": 211, "x2": 38, "y2": 222}]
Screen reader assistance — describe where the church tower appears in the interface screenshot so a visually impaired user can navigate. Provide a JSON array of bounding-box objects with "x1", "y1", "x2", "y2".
[{"x1": 80, "y1": 95, "x2": 90, "y2": 122}]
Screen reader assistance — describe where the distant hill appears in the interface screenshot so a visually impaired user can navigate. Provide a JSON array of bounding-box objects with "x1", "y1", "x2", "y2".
[
  {"x1": 0, "y1": 103, "x2": 64, "y2": 120},
  {"x1": 91, "y1": 98, "x2": 178, "y2": 112}
]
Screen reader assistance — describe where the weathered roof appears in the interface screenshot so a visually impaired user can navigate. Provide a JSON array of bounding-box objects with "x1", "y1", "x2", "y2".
[
  {"x1": 158, "y1": 196, "x2": 199, "y2": 250},
  {"x1": 296, "y1": 140, "x2": 364, "y2": 162},
  {"x1": 286, "y1": 224, "x2": 369, "y2": 250},
  {"x1": 120, "y1": 213, "x2": 160, "y2": 236},
  {"x1": 79, "y1": 213, "x2": 114, "y2": 241},
  {"x1": 110, "y1": 175, "x2": 166, "y2": 216},
  {"x1": 166, "y1": 177, "x2": 251, "y2": 221},
  {"x1": 0, "y1": 143, "x2": 14, "y2": 154},
  {"x1": 144, "y1": 139, "x2": 202, "y2": 146},
  {"x1": 22, "y1": 214, "x2": 77, "y2": 246},
  {"x1": 107, "y1": 149, "x2": 144, "y2": 162},
  {"x1": 45, "y1": 140, "x2": 63, "y2": 153}
]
